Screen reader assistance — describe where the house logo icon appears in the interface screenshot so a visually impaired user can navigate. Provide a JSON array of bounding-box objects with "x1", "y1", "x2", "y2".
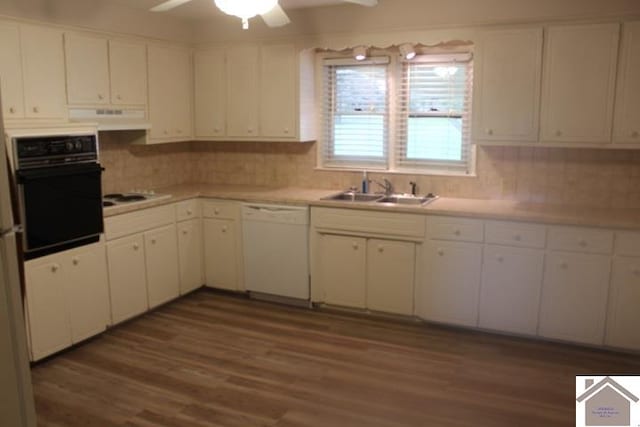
[{"x1": 576, "y1": 376, "x2": 639, "y2": 426}]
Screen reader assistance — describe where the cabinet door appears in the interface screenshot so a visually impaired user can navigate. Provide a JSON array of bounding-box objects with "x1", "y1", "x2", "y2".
[
  {"x1": 24, "y1": 257, "x2": 71, "y2": 360},
  {"x1": 194, "y1": 48, "x2": 226, "y2": 138},
  {"x1": 260, "y1": 44, "x2": 296, "y2": 138},
  {"x1": 110, "y1": 40, "x2": 147, "y2": 106},
  {"x1": 419, "y1": 240, "x2": 482, "y2": 327},
  {"x1": 366, "y1": 239, "x2": 415, "y2": 315},
  {"x1": 148, "y1": 45, "x2": 192, "y2": 140},
  {"x1": 144, "y1": 225, "x2": 180, "y2": 308},
  {"x1": 64, "y1": 33, "x2": 110, "y2": 105},
  {"x1": 539, "y1": 251, "x2": 610, "y2": 345},
  {"x1": 0, "y1": 22, "x2": 24, "y2": 119},
  {"x1": 473, "y1": 28, "x2": 542, "y2": 142},
  {"x1": 540, "y1": 23, "x2": 619, "y2": 143},
  {"x1": 614, "y1": 22, "x2": 640, "y2": 144},
  {"x1": 203, "y1": 218, "x2": 238, "y2": 291},
  {"x1": 65, "y1": 244, "x2": 110, "y2": 343},
  {"x1": 178, "y1": 219, "x2": 204, "y2": 294},
  {"x1": 606, "y1": 257, "x2": 640, "y2": 350},
  {"x1": 20, "y1": 25, "x2": 67, "y2": 119},
  {"x1": 318, "y1": 235, "x2": 366, "y2": 309},
  {"x1": 479, "y1": 245, "x2": 544, "y2": 335},
  {"x1": 106, "y1": 234, "x2": 148, "y2": 324},
  {"x1": 226, "y1": 45, "x2": 259, "y2": 138}
]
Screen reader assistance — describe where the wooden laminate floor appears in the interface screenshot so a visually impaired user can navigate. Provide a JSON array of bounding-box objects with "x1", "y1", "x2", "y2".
[{"x1": 31, "y1": 290, "x2": 640, "y2": 427}]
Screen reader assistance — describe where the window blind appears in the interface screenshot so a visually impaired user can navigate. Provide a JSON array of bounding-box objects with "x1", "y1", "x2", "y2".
[
  {"x1": 395, "y1": 53, "x2": 474, "y2": 173},
  {"x1": 321, "y1": 57, "x2": 390, "y2": 169}
]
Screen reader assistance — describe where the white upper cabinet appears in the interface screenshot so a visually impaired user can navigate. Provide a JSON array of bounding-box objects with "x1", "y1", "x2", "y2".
[
  {"x1": 109, "y1": 40, "x2": 147, "y2": 106},
  {"x1": 65, "y1": 33, "x2": 110, "y2": 105},
  {"x1": 259, "y1": 43, "x2": 296, "y2": 139},
  {"x1": 147, "y1": 44, "x2": 193, "y2": 142},
  {"x1": 20, "y1": 24, "x2": 67, "y2": 119},
  {"x1": 613, "y1": 22, "x2": 640, "y2": 144},
  {"x1": 540, "y1": 23, "x2": 620, "y2": 143},
  {"x1": 194, "y1": 47, "x2": 226, "y2": 138},
  {"x1": 473, "y1": 28, "x2": 543, "y2": 143},
  {"x1": 226, "y1": 45, "x2": 259, "y2": 138},
  {"x1": 0, "y1": 22, "x2": 24, "y2": 119}
]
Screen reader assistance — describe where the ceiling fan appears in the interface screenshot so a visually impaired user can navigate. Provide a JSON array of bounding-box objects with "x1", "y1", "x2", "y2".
[{"x1": 150, "y1": 0, "x2": 378, "y2": 30}]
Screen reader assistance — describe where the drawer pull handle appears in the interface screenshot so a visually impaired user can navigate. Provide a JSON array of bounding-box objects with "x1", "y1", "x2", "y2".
[
  {"x1": 51, "y1": 264, "x2": 59, "y2": 273},
  {"x1": 514, "y1": 235, "x2": 522, "y2": 241},
  {"x1": 578, "y1": 240, "x2": 588, "y2": 248},
  {"x1": 437, "y1": 249, "x2": 444, "y2": 256},
  {"x1": 352, "y1": 243, "x2": 359, "y2": 250},
  {"x1": 72, "y1": 257, "x2": 79, "y2": 266},
  {"x1": 133, "y1": 243, "x2": 139, "y2": 251}
]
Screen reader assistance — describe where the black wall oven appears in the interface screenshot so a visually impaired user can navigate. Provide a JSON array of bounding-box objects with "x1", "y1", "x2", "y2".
[{"x1": 14, "y1": 133, "x2": 104, "y2": 260}]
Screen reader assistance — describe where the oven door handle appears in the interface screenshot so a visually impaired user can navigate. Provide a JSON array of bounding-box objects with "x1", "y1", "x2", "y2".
[{"x1": 16, "y1": 163, "x2": 103, "y2": 183}]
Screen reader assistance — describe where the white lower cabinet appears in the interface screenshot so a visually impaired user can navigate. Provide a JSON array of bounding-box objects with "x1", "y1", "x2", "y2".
[
  {"x1": 606, "y1": 256, "x2": 640, "y2": 350},
  {"x1": 144, "y1": 224, "x2": 180, "y2": 308},
  {"x1": 178, "y1": 218, "x2": 204, "y2": 294},
  {"x1": 204, "y1": 218, "x2": 239, "y2": 291},
  {"x1": 318, "y1": 234, "x2": 367, "y2": 309},
  {"x1": 539, "y1": 251, "x2": 610, "y2": 345},
  {"x1": 25, "y1": 241, "x2": 110, "y2": 361},
  {"x1": 479, "y1": 245, "x2": 544, "y2": 335},
  {"x1": 366, "y1": 239, "x2": 415, "y2": 315},
  {"x1": 419, "y1": 240, "x2": 483, "y2": 327},
  {"x1": 106, "y1": 234, "x2": 148, "y2": 324}
]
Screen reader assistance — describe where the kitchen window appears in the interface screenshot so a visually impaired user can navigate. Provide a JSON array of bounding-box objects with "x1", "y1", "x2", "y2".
[{"x1": 319, "y1": 49, "x2": 475, "y2": 175}]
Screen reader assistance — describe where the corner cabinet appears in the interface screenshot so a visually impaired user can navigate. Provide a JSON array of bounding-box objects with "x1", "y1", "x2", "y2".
[
  {"x1": 472, "y1": 28, "x2": 543, "y2": 143},
  {"x1": 147, "y1": 44, "x2": 193, "y2": 143},
  {"x1": 194, "y1": 43, "x2": 315, "y2": 142},
  {"x1": 540, "y1": 23, "x2": 620, "y2": 143}
]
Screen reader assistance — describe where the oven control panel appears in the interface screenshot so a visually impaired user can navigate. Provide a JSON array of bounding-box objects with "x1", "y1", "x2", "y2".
[{"x1": 14, "y1": 134, "x2": 98, "y2": 168}]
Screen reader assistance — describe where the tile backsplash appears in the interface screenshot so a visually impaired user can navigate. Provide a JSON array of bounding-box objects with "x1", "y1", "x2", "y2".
[{"x1": 100, "y1": 133, "x2": 640, "y2": 208}]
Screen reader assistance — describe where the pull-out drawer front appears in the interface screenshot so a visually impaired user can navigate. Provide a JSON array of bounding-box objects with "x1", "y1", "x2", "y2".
[
  {"x1": 312, "y1": 207, "x2": 425, "y2": 239},
  {"x1": 615, "y1": 231, "x2": 640, "y2": 257},
  {"x1": 105, "y1": 204, "x2": 175, "y2": 241},
  {"x1": 176, "y1": 199, "x2": 201, "y2": 222},
  {"x1": 485, "y1": 220, "x2": 546, "y2": 248},
  {"x1": 547, "y1": 226, "x2": 614, "y2": 254},
  {"x1": 202, "y1": 200, "x2": 239, "y2": 220},
  {"x1": 427, "y1": 216, "x2": 484, "y2": 243}
]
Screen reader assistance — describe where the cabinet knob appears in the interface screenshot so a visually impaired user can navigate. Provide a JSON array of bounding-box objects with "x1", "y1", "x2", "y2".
[
  {"x1": 177, "y1": 129, "x2": 182, "y2": 134},
  {"x1": 9, "y1": 107, "x2": 15, "y2": 114},
  {"x1": 72, "y1": 257, "x2": 79, "y2": 266},
  {"x1": 164, "y1": 130, "x2": 169, "y2": 135},
  {"x1": 555, "y1": 130, "x2": 563, "y2": 137},
  {"x1": 151, "y1": 239, "x2": 157, "y2": 245},
  {"x1": 377, "y1": 245, "x2": 384, "y2": 253},
  {"x1": 632, "y1": 131, "x2": 639, "y2": 138},
  {"x1": 453, "y1": 229, "x2": 461, "y2": 236},
  {"x1": 51, "y1": 264, "x2": 59, "y2": 273},
  {"x1": 496, "y1": 255, "x2": 504, "y2": 262},
  {"x1": 632, "y1": 268, "x2": 640, "y2": 276},
  {"x1": 182, "y1": 229, "x2": 188, "y2": 235},
  {"x1": 559, "y1": 261, "x2": 568, "y2": 270},
  {"x1": 116, "y1": 94, "x2": 122, "y2": 100},
  {"x1": 186, "y1": 209, "x2": 193, "y2": 215},
  {"x1": 578, "y1": 239, "x2": 588, "y2": 248},
  {"x1": 32, "y1": 106, "x2": 39, "y2": 113},
  {"x1": 133, "y1": 243, "x2": 139, "y2": 250},
  {"x1": 284, "y1": 128, "x2": 289, "y2": 134},
  {"x1": 514, "y1": 234, "x2": 522, "y2": 242},
  {"x1": 98, "y1": 94, "x2": 104, "y2": 100},
  {"x1": 214, "y1": 208, "x2": 220, "y2": 215},
  {"x1": 222, "y1": 226, "x2": 228, "y2": 233},
  {"x1": 352, "y1": 242, "x2": 359, "y2": 250},
  {"x1": 214, "y1": 128, "x2": 220, "y2": 133},
  {"x1": 437, "y1": 248, "x2": 444, "y2": 256},
  {"x1": 485, "y1": 128, "x2": 493, "y2": 136}
]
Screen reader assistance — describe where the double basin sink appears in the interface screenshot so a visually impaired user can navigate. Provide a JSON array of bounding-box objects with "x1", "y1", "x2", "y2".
[{"x1": 322, "y1": 191, "x2": 437, "y2": 206}]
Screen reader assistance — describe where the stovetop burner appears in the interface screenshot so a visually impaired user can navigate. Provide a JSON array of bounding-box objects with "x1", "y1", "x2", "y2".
[
  {"x1": 102, "y1": 192, "x2": 171, "y2": 208},
  {"x1": 117, "y1": 194, "x2": 146, "y2": 202}
]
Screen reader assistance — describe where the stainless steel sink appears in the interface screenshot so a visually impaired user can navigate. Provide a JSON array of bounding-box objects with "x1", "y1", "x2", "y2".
[
  {"x1": 376, "y1": 195, "x2": 436, "y2": 206},
  {"x1": 322, "y1": 192, "x2": 384, "y2": 202}
]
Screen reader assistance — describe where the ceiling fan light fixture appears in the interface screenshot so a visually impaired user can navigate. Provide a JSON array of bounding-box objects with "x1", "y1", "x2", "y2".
[
  {"x1": 214, "y1": 0, "x2": 278, "y2": 29},
  {"x1": 399, "y1": 43, "x2": 416, "y2": 60},
  {"x1": 353, "y1": 46, "x2": 368, "y2": 61}
]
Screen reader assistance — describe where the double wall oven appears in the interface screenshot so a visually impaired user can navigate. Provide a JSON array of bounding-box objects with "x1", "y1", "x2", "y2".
[{"x1": 13, "y1": 133, "x2": 103, "y2": 260}]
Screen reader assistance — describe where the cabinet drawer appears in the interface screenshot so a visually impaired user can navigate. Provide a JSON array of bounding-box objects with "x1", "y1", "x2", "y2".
[
  {"x1": 615, "y1": 231, "x2": 640, "y2": 256},
  {"x1": 105, "y1": 204, "x2": 175, "y2": 240},
  {"x1": 485, "y1": 221, "x2": 546, "y2": 248},
  {"x1": 547, "y1": 226, "x2": 613, "y2": 254},
  {"x1": 311, "y1": 207, "x2": 425, "y2": 239},
  {"x1": 176, "y1": 199, "x2": 201, "y2": 222},
  {"x1": 427, "y1": 216, "x2": 484, "y2": 243},
  {"x1": 202, "y1": 199, "x2": 239, "y2": 220}
]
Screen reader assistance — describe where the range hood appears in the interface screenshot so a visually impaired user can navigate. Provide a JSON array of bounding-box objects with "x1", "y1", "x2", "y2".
[{"x1": 69, "y1": 108, "x2": 151, "y2": 131}]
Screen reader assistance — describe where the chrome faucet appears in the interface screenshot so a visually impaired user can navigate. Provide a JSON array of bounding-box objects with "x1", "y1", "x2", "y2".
[{"x1": 373, "y1": 178, "x2": 394, "y2": 196}]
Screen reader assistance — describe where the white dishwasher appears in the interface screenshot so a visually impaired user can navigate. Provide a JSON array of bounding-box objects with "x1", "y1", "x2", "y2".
[{"x1": 241, "y1": 203, "x2": 310, "y2": 300}]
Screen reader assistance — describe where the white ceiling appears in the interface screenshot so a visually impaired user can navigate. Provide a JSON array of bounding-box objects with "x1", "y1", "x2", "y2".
[{"x1": 109, "y1": 0, "x2": 352, "y2": 21}]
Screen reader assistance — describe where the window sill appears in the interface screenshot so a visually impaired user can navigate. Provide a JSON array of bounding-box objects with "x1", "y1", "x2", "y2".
[{"x1": 314, "y1": 166, "x2": 477, "y2": 178}]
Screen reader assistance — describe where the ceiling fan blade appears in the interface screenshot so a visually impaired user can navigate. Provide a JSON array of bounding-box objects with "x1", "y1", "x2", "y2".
[
  {"x1": 150, "y1": 0, "x2": 193, "y2": 12},
  {"x1": 342, "y1": 0, "x2": 378, "y2": 6},
  {"x1": 261, "y1": 4, "x2": 291, "y2": 28}
]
